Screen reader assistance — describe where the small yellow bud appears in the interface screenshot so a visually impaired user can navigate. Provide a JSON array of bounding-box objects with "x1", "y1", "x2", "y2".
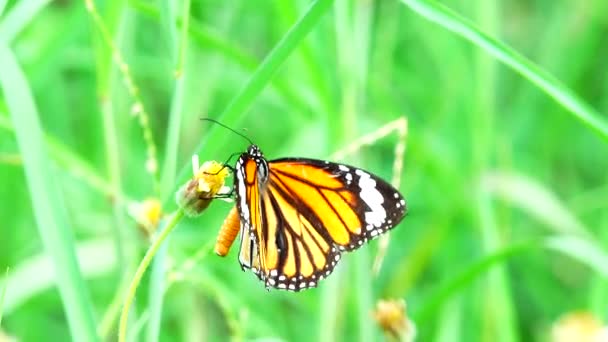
[
  {"x1": 372, "y1": 299, "x2": 416, "y2": 341},
  {"x1": 552, "y1": 311, "x2": 608, "y2": 342},
  {"x1": 127, "y1": 197, "x2": 163, "y2": 237}
]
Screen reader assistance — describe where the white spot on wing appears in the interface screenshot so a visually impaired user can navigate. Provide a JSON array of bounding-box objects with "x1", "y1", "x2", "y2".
[
  {"x1": 339, "y1": 165, "x2": 349, "y2": 172},
  {"x1": 356, "y1": 169, "x2": 386, "y2": 227}
]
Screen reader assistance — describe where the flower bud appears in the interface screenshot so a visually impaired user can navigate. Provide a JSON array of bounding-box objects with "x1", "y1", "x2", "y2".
[
  {"x1": 372, "y1": 299, "x2": 416, "y2": 341},
  {"x1": 127, "y1": 197, "x2": 162, "y2": 237},
  {"x1": 176, "y1": 155, "x2": 231, "y2": 217}
]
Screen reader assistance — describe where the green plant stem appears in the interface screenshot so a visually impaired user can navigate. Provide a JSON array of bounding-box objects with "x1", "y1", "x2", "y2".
[
  {"x1": 471, "y1": 2, "x2": 517, "y2": 341},
  {"x1": 98, "y1": 275, "x2": 132, "y2": 339},
  {"x1": 85, "y1": 0, "x2": 161, "y2": 194},
  {"x1": 0, "y1": 268, "x2": 8, "y2": 326},
  {"x1": 159, "y1": 0, "x2": 191, "y2": 200},
  {"x1": 0, "y1": 40, "x2": 99, "y2": 342},
  {"x1": 100, "y1": 91, "x2": 130, "y2": 270},
  {"x1": 118, "y1": 209, "x2": 185, "y2": 342},
  {"x1": 399, "y1": 0, "x2": 608, "y2": 142},
  {"x1": 0, "y1": 0, "x2": 8, "y2": 16},
  {"x1": 158, "y1": 0, "x2": 178, "y2": 63},
  {"x1": 146, "y1": 241, "x2": 168, "y2": 342},
  {"x1": 148, "y1": 1, "x2": 192, "y2": 340}
]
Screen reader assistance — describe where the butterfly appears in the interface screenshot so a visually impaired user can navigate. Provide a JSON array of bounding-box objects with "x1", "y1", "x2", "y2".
[{"x1": 215, "y1": 144, "x2": 407, "y2": 291}]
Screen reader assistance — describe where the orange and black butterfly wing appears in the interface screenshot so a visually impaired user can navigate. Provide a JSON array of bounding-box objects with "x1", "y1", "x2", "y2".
[
  {"x1": 236, "y1": 156, "x2": 407, "y2": 291},
  {"x1": 270, "y1": 158, "x2": 407, "y2": 249},
  {"x1": 233, "y1": 154, "x2": 265, "y2": 273}
]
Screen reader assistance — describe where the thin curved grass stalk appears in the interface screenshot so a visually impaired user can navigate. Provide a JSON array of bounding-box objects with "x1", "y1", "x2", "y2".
[
  {"x1": 149, "y1": 0, "x2": 192, "y2": 340},
  {"x1": 97, "y1": 273, "x2": 133, "y2": 339},
  {"x1": 412, "y1": 241, "x2": 536, "y2": 323},
  {"x1": 118, "y1": 209, "x2": 185, "y2": 342},
  {"x1": 84, "y1": 0, "x2": 161, "y2": 194},
  {"x1": 127, "y1": 309, "x2": 150, "y2": 342},
  {"x1": 167, "y1": 240, "x2": 215, "y2": 285},
  {"x1": 329, "y1": 116, "x2": 408, "y2": 274},
  {"x1": 119, "y1": 158, "x2": 229, "y2": 341},
  {"x1": 0, "y1": 115, "x2": 130, "y2": 202}
]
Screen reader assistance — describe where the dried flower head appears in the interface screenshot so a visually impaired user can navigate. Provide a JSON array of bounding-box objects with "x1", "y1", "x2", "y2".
[
  {"x1": 552, "y1": 311, "x2": 608, "y2": 342},
  {"x1": 372, "y1": 299, "x2": 416, "y2": 341},
  {"x1": 127, "y1": 197, "x2": 163, "y2": 237},
  {"x1": 176, "y1": 155, "x2": 231, "y2": 217}
]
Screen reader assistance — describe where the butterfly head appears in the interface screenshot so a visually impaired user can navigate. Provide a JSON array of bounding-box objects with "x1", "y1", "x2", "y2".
[
  {"x1": 247, "y1": 145, "x2": 269, "y2": 182},
  {"x1": 246, "y1": 144, "x2": 264, "y2": 158},
  {"x1": 235, "y1": 144, "x2": 270, "y2": 187}
]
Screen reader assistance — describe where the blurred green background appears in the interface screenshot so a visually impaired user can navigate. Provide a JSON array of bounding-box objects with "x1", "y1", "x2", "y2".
[{"x1": 1, "y1": 0, "x2": 607, "y2": 341}]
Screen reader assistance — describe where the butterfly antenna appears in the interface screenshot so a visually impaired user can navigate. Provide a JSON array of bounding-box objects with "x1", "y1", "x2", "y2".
[{"x1": 201, "y1": 118, "x2": 254, "y2": 145}]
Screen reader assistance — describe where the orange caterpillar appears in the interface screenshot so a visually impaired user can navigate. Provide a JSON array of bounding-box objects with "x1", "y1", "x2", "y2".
[{"x1": 215, "y1": 206, "x2": 240, "y2": 256}]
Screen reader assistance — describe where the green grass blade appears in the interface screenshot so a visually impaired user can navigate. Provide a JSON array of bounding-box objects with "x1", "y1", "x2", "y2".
[
  {"x1": 149, "y1": 1, "x2": 192, "y2": 340},
  {"x1": 545, "y1": 235, "x2": 608, "y2": 278},
  {"x1": 0, "y1": 0, "x2": 51, "y2": 42},
  {"x1": 209, "y1": 0, "x2": 333, "y2": 125},
  {"x1": 0, "y1": 268, "x2": 7, "y2": 327},
  {"x1": 157, "y1": 0, "x2": 178, "y2": 64},
  {"x1": 146, "y1": 241, "x2": 168, "y2": 342},
  {"x1": 1, "y1": 239, "x2": 115, "y2": 315},
  {"x1": 471, "y1": 1, "x2": 517, "y2": 340},
  {"x1": 0, "y1": 42, "x2": 99, "y2": 341},
  {"x1": 159, "y1": 0, "x2": 191, "y2": 199},
  {"x1": 0, "y1": 0, "x2": 8, "y2": 17},
  {"x1": 482, "y1": 172, "x2": 592, "y2": 238},
  {"x1": 412, "y1": 241, "x2": 536, "y2": 324},
  {"x1": 399, "y1": 0, "x2": 608, "y2": 142},
  {"x1": 126, "y1": 1, "x2": 313, "y2": 118},
  {"x1": 434, "y1": 296, "x2": 462, "y2": 342},
  {"x1": 415, "y1": 234, "x2": 608, "y2": 328},
  {"x1": 0, "y1": 115, "x2": 124, "y2": 201},
  {"x1": 172, "y1": 0, "x2": 335, "y2": 198}
]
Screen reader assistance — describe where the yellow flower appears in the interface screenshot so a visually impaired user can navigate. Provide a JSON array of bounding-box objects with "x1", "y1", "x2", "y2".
[{"x1": 176, "y1": 155, "x2": 231, "y2": 217}]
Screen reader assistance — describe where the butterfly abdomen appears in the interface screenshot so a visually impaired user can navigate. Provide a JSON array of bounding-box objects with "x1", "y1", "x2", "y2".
[{"x1": 215, "y1": 206, "x2": 240, "y2": 256}]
